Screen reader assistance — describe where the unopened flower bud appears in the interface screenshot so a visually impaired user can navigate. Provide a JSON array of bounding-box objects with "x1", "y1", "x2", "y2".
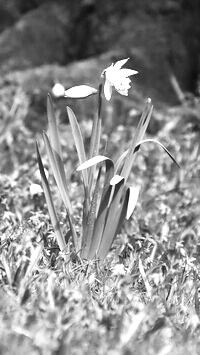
[{"x1": 64, "y1": 85, "x2": 97, "y2": 99}]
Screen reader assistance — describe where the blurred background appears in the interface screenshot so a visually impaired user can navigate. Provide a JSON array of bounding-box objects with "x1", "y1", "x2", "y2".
[
  {"x1": 0, "y1": 0, "x2": 200, "y2": 177},
  {"x1": 0, "y1": 0, "x2": 199, "y2": 129},
  {"x1": 1, "y1": 3, "x2": 200, "y2": 353}
]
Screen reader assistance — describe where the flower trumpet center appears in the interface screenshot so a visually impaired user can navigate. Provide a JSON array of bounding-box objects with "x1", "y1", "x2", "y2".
[{"x1": 102, "y1": 58, "x2": 138, "y2": 101}]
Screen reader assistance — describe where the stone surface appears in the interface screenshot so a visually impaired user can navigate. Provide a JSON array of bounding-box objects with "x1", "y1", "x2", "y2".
[{"x1": 0, "y1": 2, "x2": 73, "y2": 72}]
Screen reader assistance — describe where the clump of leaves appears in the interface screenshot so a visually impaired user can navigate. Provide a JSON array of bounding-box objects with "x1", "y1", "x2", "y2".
[{"x1": 37, "y1": 59, "x2": 179, "y2": 261}]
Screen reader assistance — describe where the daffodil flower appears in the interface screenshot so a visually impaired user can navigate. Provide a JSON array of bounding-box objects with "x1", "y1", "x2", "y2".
[{"x1": 101, "y1": 58, "x2": 138, "y2": 101}]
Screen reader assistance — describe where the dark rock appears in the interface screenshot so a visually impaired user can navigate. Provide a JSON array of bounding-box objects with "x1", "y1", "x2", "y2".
[
  {"x1": 0, "y1": 1, "x2": 20, "y2": 32},
  {"x1": 0, "y1": 3, "x2": 73, "y2": 72}
]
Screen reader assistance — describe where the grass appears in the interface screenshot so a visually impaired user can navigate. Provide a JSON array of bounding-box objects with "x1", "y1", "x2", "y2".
[{"x1": 0, "y1": 85, "x2": 200, "y2": 354}]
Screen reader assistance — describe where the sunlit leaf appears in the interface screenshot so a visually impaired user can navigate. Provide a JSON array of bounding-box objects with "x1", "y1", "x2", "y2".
[
  {"x1": 43, "y1": 132, "x2": 72, "y2": 213},
  {"x1": 137, "y1": 138, "x2": 180, "y2": 168},
  {"x1": 36, "y1": 142, "x2": 66, "y2": 252},
  {"x1": 110, "y1": 174, "x2": 124, "y2": 185},
  {"x1": 126, "y1": 186, "x2": 140, "y2": 219},
  {"x1": 121, "y1": 99, "x2": 153, "y2": 180},
  {"x1": 47, "y1": 94, "x2": 75, "y2": 215},
  {"x1": 77, "y1": 155, "x2": 112, "y2": 171},
  {"x1": 115, "y1": 137, "x2": 180, "y2": 175}
]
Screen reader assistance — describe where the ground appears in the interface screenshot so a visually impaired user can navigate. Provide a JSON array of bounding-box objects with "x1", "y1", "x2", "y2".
[{"x1": 0, "y1": 88, "x2": 200, "y2": 355}]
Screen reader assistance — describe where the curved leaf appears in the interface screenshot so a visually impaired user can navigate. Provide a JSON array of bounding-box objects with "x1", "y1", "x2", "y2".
[
  {"x1": 137, "y1": 138, "x2": 180, "y2": 168},
  {"x1": 110, "y1": 174, "x2": 124, "y2": 185},
  {"x1": 126, "y1": 186, "x2": 140, "y2": 220},
  {"x1": 77, "y1": 155, "x2": 112, "y2": 171},
  {"x1": 36, "y1": 142, "x2": 66, "y2": 252},
  {"x1": 42, "y1": 133, "x2": 80, "y2": 252},
  {"x1": 115, "y1": 138, "x2": 180, "y2": 174}
]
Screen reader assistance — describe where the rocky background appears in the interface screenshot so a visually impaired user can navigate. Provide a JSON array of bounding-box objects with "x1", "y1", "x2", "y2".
[{"x1": 0, "y1": 0, "x2": 199, "y2": 131}]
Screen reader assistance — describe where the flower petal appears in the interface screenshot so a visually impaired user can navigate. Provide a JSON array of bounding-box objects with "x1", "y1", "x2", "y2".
[
  {"x1": 105, "y1": 66, "x2": 116, "y2": 84},
  {"x1": 102, "y1": 58, "x2": 137, "y2": 100},
  {"x1": 114, "y1": 58, "x2": 129, "y2": 70},
  {"x1": 120, "y1": 69, "x2": 138, "y2": 77},
  {"x1": 104, "y1": 80, "x2": 113, "y2": 101},
  {"x1": 117, "y1": 88, "x2": 128, "y2": 96}
]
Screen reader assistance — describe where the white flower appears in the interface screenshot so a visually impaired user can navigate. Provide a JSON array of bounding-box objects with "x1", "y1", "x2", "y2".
[
  {"x1": 29, "y1": 183, "x2": 43, "y2": 196},
  {"x1": 112, "y1": 263, "x2": 126, "y2": 276},
  {"x1": 52, "y1": 83, "x2": 65, "y2": 98},
  {"x1": 102, "y1": 58, "x2": 138, "y2": 101}
]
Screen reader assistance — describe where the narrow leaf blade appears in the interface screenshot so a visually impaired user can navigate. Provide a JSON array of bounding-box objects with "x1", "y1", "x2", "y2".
[
  {"x1": 87, "y1": 185, "x2": 112, "y2": 259},
  {"x1": 121, "y1": 99, "x2": 153, "y2": 180},
  {"x1": 126, "y1": 186, "x2": 140, "y2": 220},
  {"x1": 36, "y1": 142, "x2": 66, "y2": 252},
  {"x1": 81, "y1": 168, "x2": 102, "y2": 259},
  {"x1": 88, "y1": 117, "x2": 102, "y2": 194},
  {"x1": 87, "y1": 159, "x2": 114, "y2": 259},
  {"x1": 47, "y1": 95, "x2": 74, "y2": 212},
  {"x1": 137, "y1": 138, "x2": 180, "y2": 168},
  {"x1": 97, "y1": 179, "x2": 125, "y2": 260},
  {"x1": 77, "y1": 155, "x2": 112, "y2": 171},
  {"x1": 42, "y1": 133, "x2": 80, "y2": 252},
  {"x1": 88, "y1": 84, "x2": 102, "y2": 195},
  {"x1": 115, "y1": 137, "x2": 180, "y2": 175},
  {"x1": 43, "y1": 132, "x2": 72, "y2": 214},
  {"x1": 47, "y1": 94, "x2": 63, "y2": 164},
  {"x1": 67, "y1": 106, "x2": 88, "y2": 188}
]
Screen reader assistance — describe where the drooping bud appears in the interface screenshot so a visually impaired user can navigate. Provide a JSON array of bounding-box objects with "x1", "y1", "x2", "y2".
[{"x1": 64, "y1": 85, "x2": 98, "y2": 99}]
